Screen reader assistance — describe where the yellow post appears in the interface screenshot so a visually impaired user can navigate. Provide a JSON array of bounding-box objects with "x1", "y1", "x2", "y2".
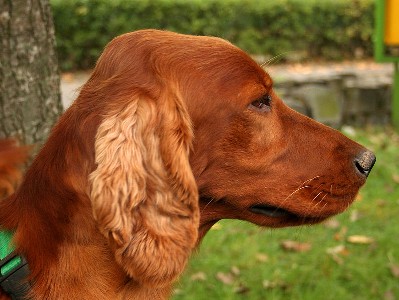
[{"x1": 384, "y1": 0, "x2": 399, "y2": 45}]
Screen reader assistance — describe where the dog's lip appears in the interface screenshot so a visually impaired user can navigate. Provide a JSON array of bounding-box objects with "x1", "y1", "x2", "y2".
[{"x1": 249, "y1": 204, "x2": 295, "y2": 218}]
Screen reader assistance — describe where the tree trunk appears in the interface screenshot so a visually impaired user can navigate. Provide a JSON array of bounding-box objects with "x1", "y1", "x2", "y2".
[{"x1": 0, "y1": 0, "x2": 63, "y2": 145}]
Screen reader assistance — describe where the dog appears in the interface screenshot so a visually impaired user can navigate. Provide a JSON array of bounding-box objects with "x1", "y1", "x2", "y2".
[{"x1": 0, "y1": 30, "x2": 375, "y2": 299}]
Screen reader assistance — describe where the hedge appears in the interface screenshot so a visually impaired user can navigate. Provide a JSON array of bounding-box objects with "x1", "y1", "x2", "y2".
[{"x1": 51, "y1": 0, "x2": 374, "y2": 70}]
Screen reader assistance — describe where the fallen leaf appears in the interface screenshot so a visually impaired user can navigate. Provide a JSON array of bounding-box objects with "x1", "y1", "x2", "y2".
[
  {"x1": 234, "y1": 283, "x2": 250, "y2": 294},
  {"x1": 389, "y1": 264, "x2": 399, "y2": 278},
  {"x1": 329, "y1": 254, "x2": 344, "y2": 265},
  {"x1": 323, "y1": 218, "x2": 340, "y2": 229},
  {"x1": 231, "y1": 266, "x2": 240, "y2": 276},
  {"x1": 262, "y1": 280, "x2": 278, "y2": 289},
  {"x1": 262, "y1": 280, "x2": 288, "y2": 290},
  {"x1": 334, "y1": 226, "x2": 347, "y2": 241},
  {"x1": 392, "y1": 174, "x2": 399, "y2": 184},
  {"x1": 326, "y1": 245, "x2": 350, "y2": 265},
  {"x1": 347, "y1": 235, "x2": 374, "y2": 244},
  {"x1": 326, "y1": 245, "x2": 349, "y2": 256},
  {"x1": 377, "y1": 199, "x2": 387, "y2": 207},
  {"x1": 173, "y1": 288, "x2": 183, "y2": 295},
  {"x1": 384, "y1": 290, "x2": 395, "y2": 300},
  {"x1": 281, "y1": 240, "x2": 311, "y2": 252},
  {"x1": 255, "y1": 253, "x2": 269, "y2": 262},
  {"x1": 350, "y1": 210, "x2": 360, "y2": 222},
  {"x1": 190, "y1": 272, "x2": 207, "y2": 281},
  {"x1": 216, "y1": 272, "x2": 235, "y2": 285}
]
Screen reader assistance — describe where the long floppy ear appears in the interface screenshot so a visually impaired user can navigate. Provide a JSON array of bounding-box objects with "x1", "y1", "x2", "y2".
[{"x1": 89, "y1": 88, "x2": 199, "y2": 287}]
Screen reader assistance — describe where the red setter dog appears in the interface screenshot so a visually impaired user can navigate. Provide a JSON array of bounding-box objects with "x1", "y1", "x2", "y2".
[{"x1": 0, "y1": 30, "x2": 375, "y2": 299}]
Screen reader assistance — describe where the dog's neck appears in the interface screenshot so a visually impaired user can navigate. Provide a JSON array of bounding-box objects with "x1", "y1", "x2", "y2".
[{"x1": 198, "y1": 196, "x2": 229, "y2": 242}]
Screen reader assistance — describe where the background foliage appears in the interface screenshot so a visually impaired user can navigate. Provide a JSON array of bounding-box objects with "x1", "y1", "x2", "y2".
[{"x1": 51, "y1": 0, "x2": 374, "y2": 70}]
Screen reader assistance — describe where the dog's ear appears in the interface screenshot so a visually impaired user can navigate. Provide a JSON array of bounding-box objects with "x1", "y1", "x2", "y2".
[{"x1": 89, "y1": 88, "x2": 199, "y2": 287}]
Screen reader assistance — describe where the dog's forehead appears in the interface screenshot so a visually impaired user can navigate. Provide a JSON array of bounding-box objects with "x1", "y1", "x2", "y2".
[
  {"x1": 103, "y1": 30, "x2": 272, "y2": 104},
  {"x1": 170, "y1": 37, "x2": 272, "y2": 92}
]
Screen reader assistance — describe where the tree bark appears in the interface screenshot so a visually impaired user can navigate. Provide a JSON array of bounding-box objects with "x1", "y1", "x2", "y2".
[{"x1": 0, "y1": 0, "x2": 62, "y2": 145}]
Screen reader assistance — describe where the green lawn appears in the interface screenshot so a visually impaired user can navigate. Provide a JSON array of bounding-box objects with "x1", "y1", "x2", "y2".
[{"x1": 173, "y1": 127, "x2": 399, "y2": 300}]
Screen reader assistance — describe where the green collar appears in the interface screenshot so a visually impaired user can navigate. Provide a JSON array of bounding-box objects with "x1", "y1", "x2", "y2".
[
  {"x1": 0, "y1": 230, "x2": 22, "y2": 277},
  {"x1": 0, "y1": 229, "x2": 31, "y2": 299}
]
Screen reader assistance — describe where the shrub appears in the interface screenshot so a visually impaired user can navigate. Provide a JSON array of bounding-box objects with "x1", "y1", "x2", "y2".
[{"x1": 51, "y1": 0, "x2": 374, "y2": 70}]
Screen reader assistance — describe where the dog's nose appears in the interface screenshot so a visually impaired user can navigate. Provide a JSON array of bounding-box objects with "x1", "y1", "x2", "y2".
[{"x1": 354, "y1": 150, "x2": 376, "y2": 177}]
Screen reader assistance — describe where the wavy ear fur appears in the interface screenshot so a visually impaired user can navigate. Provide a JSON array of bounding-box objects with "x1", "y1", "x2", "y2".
[{"x1": 89, "y1": 87, "x2": 199, "y2": 287}]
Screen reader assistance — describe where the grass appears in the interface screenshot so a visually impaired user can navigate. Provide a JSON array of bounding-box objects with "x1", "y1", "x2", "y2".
[{"x1": 173, "y1": 127, "x2": 399, "y2": 300}]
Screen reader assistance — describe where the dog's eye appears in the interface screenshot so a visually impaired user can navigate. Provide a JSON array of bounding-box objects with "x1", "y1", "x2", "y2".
[{"x1": 249, "y1": 94, "x2": 272, "y2": 112}]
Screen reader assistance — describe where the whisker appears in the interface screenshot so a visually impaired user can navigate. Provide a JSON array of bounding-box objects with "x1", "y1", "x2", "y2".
[
  {"x1": 273, "y1": 185, "x2": 309, "y2": 212},
  {"x1": 310, "y1": 183, "x2": 324, "y2": 196},
  {"x1": 201, "y1": 198, "x2": 215, "y2": 212},
  {"x1": 320, "y1": 202, "x2": 328, "y2": 210},
  {"x1": 268, "y1": 175, "x2": 322, "y2": 216},
  {"x1": 312, "y1": 191, "x2": 323, "y2": 201},
  {"x1": 284, "y1": 185, "x2": 309, "y2": 201},
  {"x1": 320, "y1": 193, "x2": 329, "y2": 202},
  {"x1": 274, "y1": 175, "x2": 321, "y2": 212},
  {"x1": 307, "y1": 192, "x2": 326, "y2": 214},
  {"x1": 302, "y1": 176, "x2": 321, "y2": 185}
]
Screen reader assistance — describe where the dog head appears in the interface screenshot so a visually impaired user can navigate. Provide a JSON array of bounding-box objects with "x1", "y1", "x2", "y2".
[{"x1": 85, "y1": 29, "x2": 374, "y2": 286}]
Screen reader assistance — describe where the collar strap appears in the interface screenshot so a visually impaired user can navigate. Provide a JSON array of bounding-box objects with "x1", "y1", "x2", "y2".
[{"x1": 0, "y1": 230, "x2": 31, "y2": 299}]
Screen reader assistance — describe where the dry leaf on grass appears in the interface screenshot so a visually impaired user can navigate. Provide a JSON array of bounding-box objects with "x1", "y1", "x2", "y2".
[
  {"x1": 347, "y1": 235, "x2": 375, "y2": 244},
  {"x1": 327, "y1": 245, "x2": 349, "y2": 256},
  {"x1": 255, "y1": 253, "x2": 269, "y2": 262},
  {"x1": 216, "y1": 266, "x2": 242, "y2": 286},
  {"x1": 350, "y1": 210, "x2": 360, "y2": 222},
  {"x1": 190, "y1": 272, "x2": 207, "y2": 281},
  {"x1": 263, "y1": 280, "x2": 289, "y2": 290},
  {"x1": 234, "y1": 283, "x2": 250, "y2": 294},
  {"x1": 326, "y1": 245, "x2": 350, "y2": 265},
  {"x1": 377, "y1": 199, "x2": 387, "y2": 207},
  {"x1": 281, "y1": 240, "x2": 311, "y2": 252},
  {"x1": 173, "y1": 288, "x2": 182, "y2": 295},
  {"x1": 392, "y1": 174, "x2": 399, "y2": 184},
  {"x1": 216, "y1": 272, "x2": 235, "y2": 285},
  {"x1": 334, "y1": 226, "x2": 348, "y2": 241},
  {"x1": 323, "y1": 218, "x2": 340, "y2": 229},
  {"x1": 389, "y1": 264, "x2": 399, "y2": 278},
  {"x1": 230, "y1": 266, "x2": 240, "y2": 276},
  {"x1": 384, "y1": 290, "x2": 395, "y2": 300}
]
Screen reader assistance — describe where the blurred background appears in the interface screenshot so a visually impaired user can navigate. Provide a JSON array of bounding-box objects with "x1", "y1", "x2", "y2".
[{"x1": 1, "y1": 0, "x2": 399, "y2": 299}]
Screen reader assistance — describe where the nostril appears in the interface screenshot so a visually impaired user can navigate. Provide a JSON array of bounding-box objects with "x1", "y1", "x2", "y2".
[{"x1": 354, "y1": 150, "x2": 376, "y2": 177}]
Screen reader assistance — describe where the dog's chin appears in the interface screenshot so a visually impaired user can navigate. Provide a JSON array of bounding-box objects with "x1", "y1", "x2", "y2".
[
  {"x1": 197, "y1": 204, "x2": 327, "y2": 244},
  {"x1": 198, "y1": 197, "x2": 330, "y2": 242},
  {"x1": 246, "y1": 204, "x2": 328, "y2": 228}
]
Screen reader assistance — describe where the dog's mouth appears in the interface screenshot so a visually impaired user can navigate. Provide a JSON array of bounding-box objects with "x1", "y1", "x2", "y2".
[
  {"x1": 249, "y1": 204, "x2": 295, "y2": 218},
  {"x1": 248, "y1": 203, "x2": 327, "y2": 226}
]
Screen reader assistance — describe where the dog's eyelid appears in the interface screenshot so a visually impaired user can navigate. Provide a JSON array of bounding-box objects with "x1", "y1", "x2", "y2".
[{"x1": 248, "y1": 93, "x2": 272, "y2": 113}]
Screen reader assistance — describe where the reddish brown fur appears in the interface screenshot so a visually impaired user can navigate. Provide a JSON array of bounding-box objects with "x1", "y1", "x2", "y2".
[
  {"x1": 0, "y1": 30, "x2": 373, "y2": 299},
  {"x1": 0, "y1": 139, "x2": 30, "y2": 199}
]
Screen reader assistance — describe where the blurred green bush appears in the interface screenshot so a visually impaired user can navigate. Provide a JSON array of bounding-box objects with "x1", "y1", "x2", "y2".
[{"x1": 51, "y1": 0, "x2": 374, "y2": 70}]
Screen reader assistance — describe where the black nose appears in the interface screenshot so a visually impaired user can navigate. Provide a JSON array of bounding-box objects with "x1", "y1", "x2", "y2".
[{"x1": 354, "y1": 150, "x2": 376, "y2": 177}]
